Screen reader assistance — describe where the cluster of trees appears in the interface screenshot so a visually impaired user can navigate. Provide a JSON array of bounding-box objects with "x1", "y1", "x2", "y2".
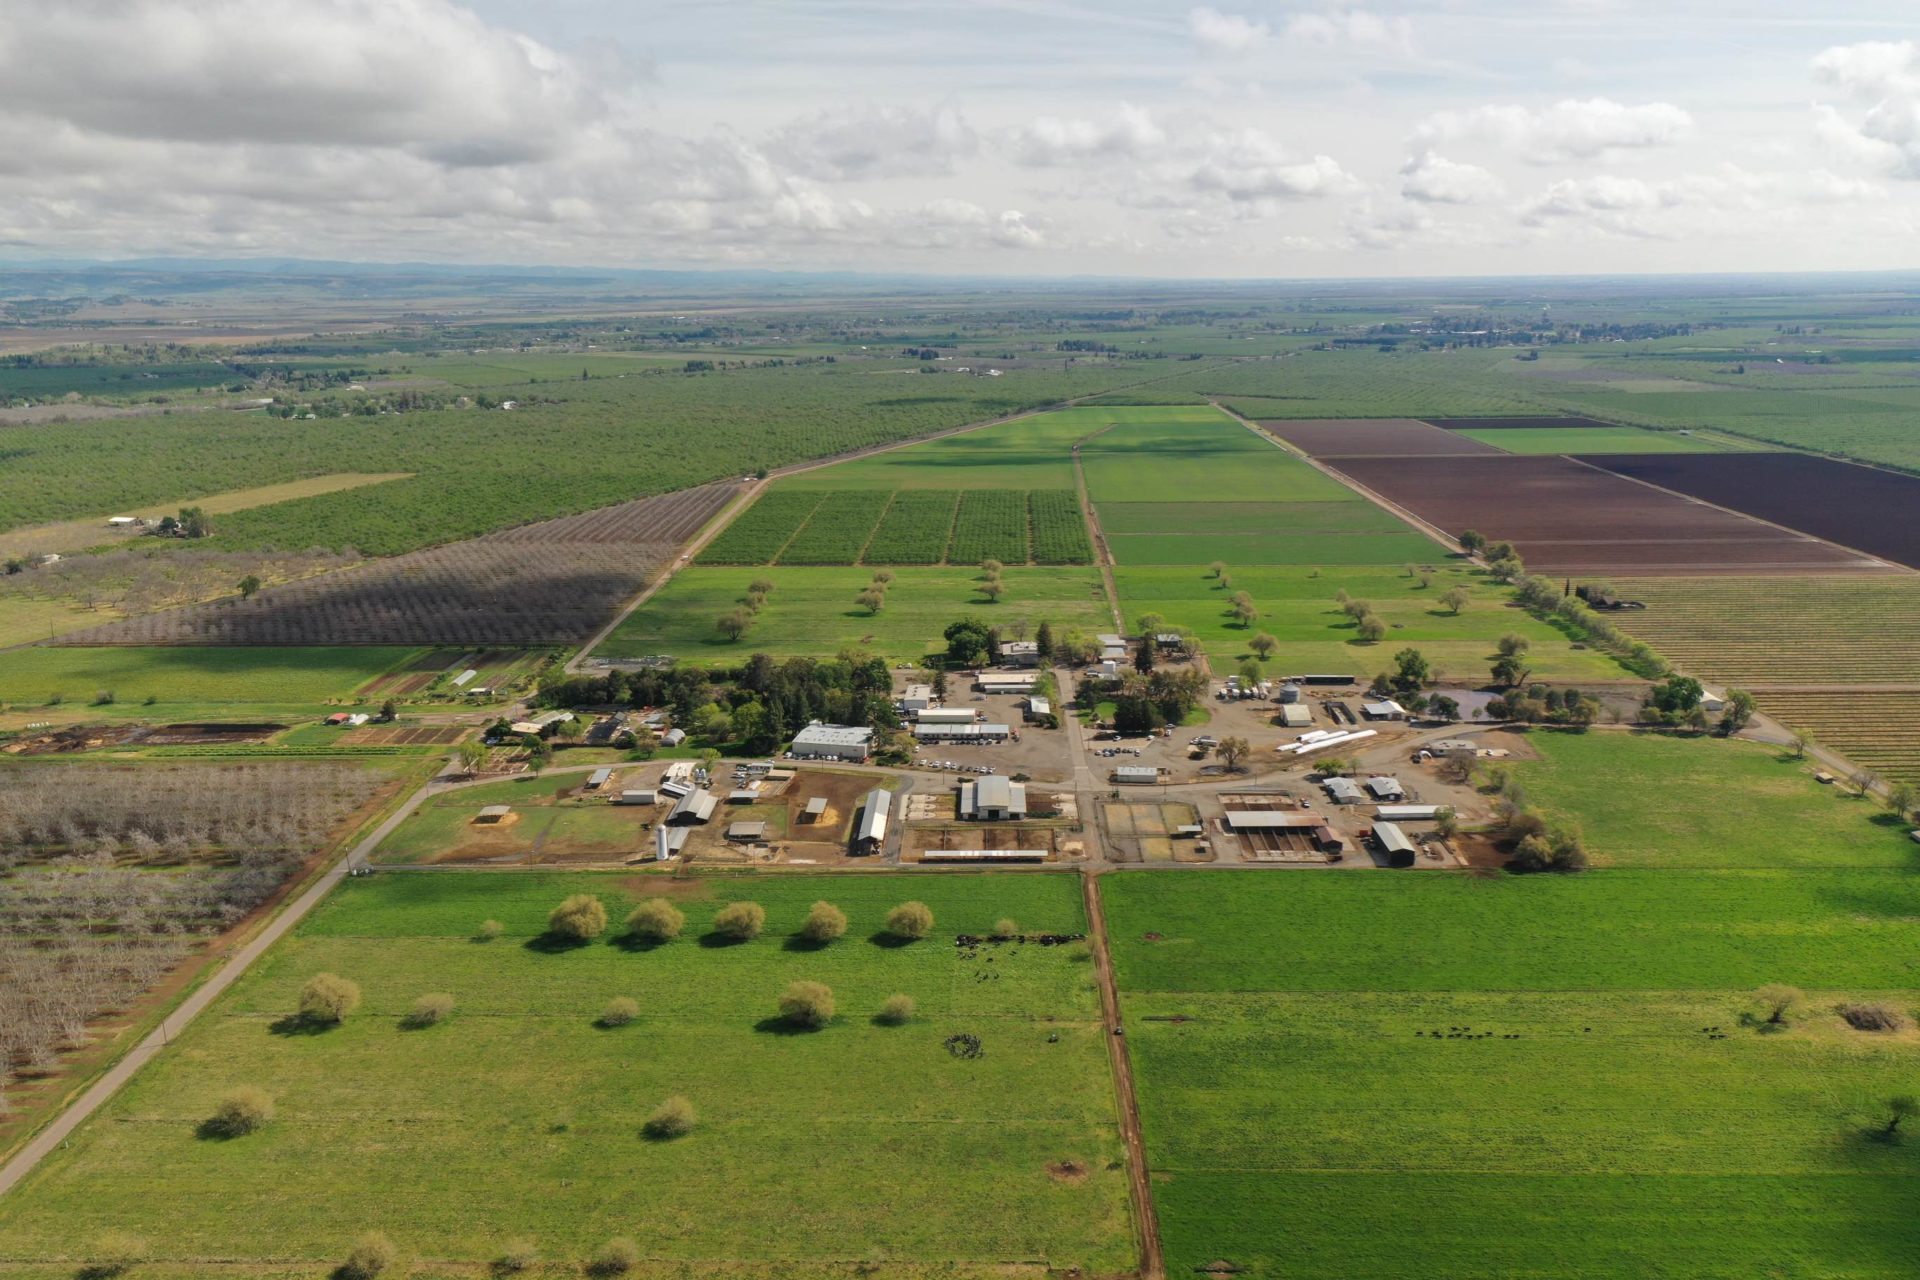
[
  {"x1": 1512, "y1": 575, "x2": 1667, "y2": 677},
  {"x1": 717, "y1": 576, "x2": 777, "y2": 640},
  {"x1": 1486, "y1": 683, "x2": 1602, "y2": 726},
  {"x1": 1482, "y1": 767, "x2": 1588, "y2": 872},
  {"x1": 0, "y1": 544, "x2": 358, "y2": 617},
  {"x1": 1458, "y1": 530, "x2": 1523, "y2": 582},
  {"x1": 854, "y1": 569, "x2": 895, "y2": 614},
  {"x1": 1082, "y1": 666, "x2": 1209, "y2": 734},
  {"x1": 1334, "y1": 590, "x2": 1388, "y2": 644}
]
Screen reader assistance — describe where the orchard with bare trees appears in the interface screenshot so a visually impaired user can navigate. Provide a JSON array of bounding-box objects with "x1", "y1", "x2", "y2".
[{"x1": 0, "y1": 761, "x2": 383, "y2": 1116}]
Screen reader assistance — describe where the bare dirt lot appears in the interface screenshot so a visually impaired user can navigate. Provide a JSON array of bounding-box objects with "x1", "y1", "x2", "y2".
[
  {"x1": 1331, "y1": 455, "x2": 1883, "y2": 575},
  {"x1": 1583, "y1": 453, "x2": 1920, "y2": 571},
  {"x1": 1262, "y1": 418, "x2": 1507, "y2": 457}
]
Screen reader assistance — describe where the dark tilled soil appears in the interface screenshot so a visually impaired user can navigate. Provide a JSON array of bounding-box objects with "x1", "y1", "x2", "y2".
[
  {"x1": 1581, "y1": 453, "x2": 1920, "y2": 571},
  {"x1": 1331, "y1": 455, "x2": 1877, "y2": 575}
]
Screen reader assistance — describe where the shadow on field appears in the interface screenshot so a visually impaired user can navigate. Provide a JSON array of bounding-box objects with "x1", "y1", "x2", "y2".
[
  {"x1": 268, "y1": 1013, "x2": 338, "y2": 1038},
  {"x1": 523, "y1": 932, "x2": 593, "y2": 954},
  {"x1": 867, "y1": 931, "x2": 918, "y2": 950},
  {"x1": 697, "y1": 930, "x2": 752, "y2": 949},
  {"x1": 753, "y1": 1015, "x2": 830, "y2": 1036},
  {"x1": 782, "y1": 934, "x2": 834, "y2": 953},
  {"x1": 612, "y1": 933, "x2": 671, "y2": 953}
]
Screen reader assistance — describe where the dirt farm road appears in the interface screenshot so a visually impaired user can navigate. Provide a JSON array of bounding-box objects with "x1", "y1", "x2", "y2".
[
  {"x1": 0, "y1": 776, "x2": 450, "y2": 1200},
  {"x1": 1083, "y1": 870, "x2": 1166, "y2": 1280}
]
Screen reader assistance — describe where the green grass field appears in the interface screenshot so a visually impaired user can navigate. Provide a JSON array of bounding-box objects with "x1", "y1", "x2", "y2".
[
  {"x1": 1456, "y1": 426, "x2": 1735, "y2": 454},
  {"x1": 1112, "y1": 564, "x2": 1626, "y2": 680},
  {"x1": 1104, "y1": 862, "x2": 1920, "y2": 1279},
  {"x1": 1512, "y1": 730, "x2": 1917, "y2": 869},
  {"x1": 0, "y1": 645, "x2": 420, "y2": 709},
  {"x1": 0, "y1": 871, "x2": 1132, "y2": 1275},
  {"x1": 600, "y1": 565, "x2": 1112, "y2": 662},
  {"x1": 371, "y1": 776, "x2": 657, "y2": 865}
]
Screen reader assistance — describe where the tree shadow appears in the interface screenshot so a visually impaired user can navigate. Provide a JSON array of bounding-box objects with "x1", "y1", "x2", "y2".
[
  {"x1": 697, "y1": 930, "x2": 753, "y2": 949},
  {"x1": 522, "y1": 932, "x2": 593, "y2": 954},
  {"x1": 753, "y1": 1014, "x2": 829, "y2": 1036},
  {"x1": 783, "y1": 934, "x2": 834, "y2": 953},
  {"x1": 268, "y1": 1013, "x2": 337, "y2": 1038},
  {"x1": 612, "y1": 933, "x2": 671, "y2": 953},
  {"x1": 867, "y1": 931, "x2": 918, "y2": 949}
]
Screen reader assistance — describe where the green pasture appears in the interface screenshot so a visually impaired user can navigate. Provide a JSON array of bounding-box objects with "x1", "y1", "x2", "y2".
[
  {"x1": 1458, "y1": 426, "x2": 1736, "y2": 454},
  {"x1": 1513, "y1": 730, "x2": 1917, "y2": 869},
  {"x1": 0, "y1": 872, "x2": 1131, "y2": 1274},
  {"x1": 1112, "y1": 564, "x2": 1625, "y2": 681},
  {"x1": 0, "y1": 645, "x2": 420, "y2": 709},
  {"x1": 598, "y1": 565, "x2": 1112, "y2": 662},
  {"x1": 1102, "y1": 869, "x2": 1920, "y2": 993}
]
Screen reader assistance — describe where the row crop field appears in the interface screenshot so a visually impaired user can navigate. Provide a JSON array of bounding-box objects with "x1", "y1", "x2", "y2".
[
  {"x1": 696, "y1": 487, "x2": 1088, "y2": 567},
  {"x1": 947, "y1": 489, "x2": 1030, "y2": 565},
  {"x1": 774, "y1": 489, "x2": 894, "y2": 565},
  {"x1": 863, "y1": 489, "x2": 962, "y2": 563},
  {"x1": 1077, "y1": 410, "x2": 1443, "y2": 567},
  {"x1": 688, "y1": 489, "x2": 823, "y2": 564},
  {"x1": 1756, "y1": 691, "x2": 1920, "y2": 787},
  {"x1": 0, "y1": 871, "x2": 1134, "y2": 1274},
  {"x1": 1112, "y1": 565, "x2": 1627, "y2": 682},
  {"x1": 600, "y1": 565, "x2": 1113, "y2": 662},
  {"x1": 1106, "y1": 727, "x2": 1920, "y2": 1277},
  {"x1": 1453, "y1": 425, "x2": 1736, "y2": 454},
  {"x1": 1605, "y1": 575, "x2": 1920, "y2": 686}
]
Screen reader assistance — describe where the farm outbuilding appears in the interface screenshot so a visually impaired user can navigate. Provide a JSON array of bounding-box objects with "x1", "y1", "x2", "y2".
[
  {"x1": 789, "y1": 723, "x2": 874, "y2": 762},
  {"x1": 666, "y1": 789, "x2": 717, "y2": 825},
  {"x1": 475, "y1": 805, "x2": 511, "y2": 824},
  {"x1": 914, "y1": 707, "x2": 978, "y2": 725},
  {"x1": 921, "y1": 848, "x2": 1046, "y2": 863},
  {"x1": 853, "y1": 788, "x2": 893, "y2": 854},
  {"x1": 654, "y1": 827, "x2": 689, "y2": 861},
  {"x1": 959, "y1": 775, "x2": 1027, "y2": 821},
  {"x1": 913, "y1": 722, "x2": 1010, "y2": 744},
  {"x1": 1001, "y1": 641, "x2": 1041, "y2": 667},
  {"x1": 1375, "y1": 804, "x2": 1442, "y2": 821},
  {"x1": 1114, "y1": 766, "x2": 1161, "y2": 785},
  {"x1": 901, "y1": 683, "x2": 934, "y2": 712},
  {"x1": 1365, "y1": 776, "x2": 1405, "y2": 802},
  {"x1": 1223, "y1": 811, "x2": 1321, "y2": 831},
  {"x1": 616, "y1": 789, "x2": 658, "y2": 806},
  {"x1": 1277, "y1": 704, "x2": 1313, "y2": 728},
  {"x1": 1323, "y1": 777, "x2": 1366, "y2": 805},
  {"x1": 1373, "y1": 822, "x2": 1417, "y2": 868},
  {"x1": 974, "y1": 672, "x2": 1036, "y2": 694},
  {"x1": 802, "y1": 795, "x2": 829, "y2": 822},
  {"x1": 585, "y1": 767, "x2": 613, "y2": 790},
  {"x1": 1362, "y1": 700, "x2": 1408, "y2": 721},
  {"x1": 725, "y1": 821, "x2": 767, "y2": 843}
]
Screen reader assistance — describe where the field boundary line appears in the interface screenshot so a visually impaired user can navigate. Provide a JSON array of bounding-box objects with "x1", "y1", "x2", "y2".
[
  {"x1": 1212, "y1": 400, "x2": 1464, "y2": 558},
  {"x1": 1070, "y1": 423, "x2": 1125, "y2": 631},
  {"x1": 1083, "y1": 870, "x2": 1164, "y2": 1280},
  {"x1": 564, "y1": 480, "x2": 758, "y2": 672},
  {"x1": 0, "y1": 771, "x2": 444, "y2": 1202}
]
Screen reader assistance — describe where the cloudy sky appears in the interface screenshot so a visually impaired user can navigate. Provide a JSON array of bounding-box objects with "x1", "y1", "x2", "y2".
[{"x1": 4, "y1": 0, "x2": 1920, "y2": 278}]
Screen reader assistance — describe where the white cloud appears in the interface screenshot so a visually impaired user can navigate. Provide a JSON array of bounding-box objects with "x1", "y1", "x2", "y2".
[
  {"x1": 1188, "y1": 6, "x2": 1269, "y2": 57},
  {"x1": 1400, "y1": 152, "x2": 1504, "y2": 205},
  {"x1": 766, "y1": 104, "x2": 978, "y2": 181},
  {"x1": 0, "y1": 0, "x2": 602, "y2": 166},
  {"x1": 1005, "y1": 106, "x2": 1168, "y2": 166},
  {"x1": 1284, "y1": 9, "x2": 1414, "y2": 55},
  {"x1": 1417, "y1": 98, "x2": 1692, "y2": 164},
  {"x1": 1812, "y1": 41, "x2": 1920, "y2": 179},
  {"x1": 1189, "y1": 150, "x2": 1359, "y2": 202}
]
